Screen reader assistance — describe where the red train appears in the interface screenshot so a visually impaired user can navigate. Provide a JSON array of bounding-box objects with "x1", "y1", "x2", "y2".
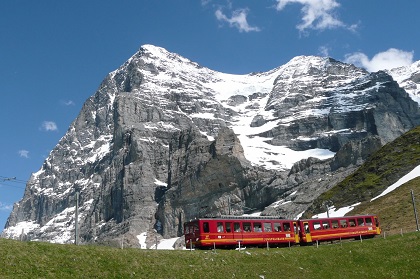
[{"x1": 183, "y1": 215, "x2": 381, "y2": 249}]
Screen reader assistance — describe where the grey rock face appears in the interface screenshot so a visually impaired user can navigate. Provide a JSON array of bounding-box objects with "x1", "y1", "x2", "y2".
[
  {"x1": 262, "y1": 59, "x2": 420, "y2": 152},
  {"x1": 3, "y1": 45, "x2": 420, "y2": 247}
]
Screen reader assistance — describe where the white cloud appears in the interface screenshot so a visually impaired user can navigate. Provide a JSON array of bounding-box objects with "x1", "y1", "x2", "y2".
[
  {"x1": 318, "y1": 45, "x2": 330, "y2": 57},
  {"x1": 41, "y1": 121, "x2": 58, "y2": 132},
  {"x1": 201, "y1": 0, "x2": 212, "y2": 6},
  {"x1": 61, "y1": 100, "x2": 75, "y2": 106},
  {"x1": 215, "y1": 8, "x2": 261, "y2": 32},
  {"x1": 275, "y1": 0, "x2": 348, "y2": 32},
  {"x1": 18, "y1": 150, "x2": 29, "y2": 158},
  {"x1": 0, "y1": 202, "x2": 13, "y2": 211},
  {"x1": 344, "y1": 48, "x2": 414, "y2": 72}
]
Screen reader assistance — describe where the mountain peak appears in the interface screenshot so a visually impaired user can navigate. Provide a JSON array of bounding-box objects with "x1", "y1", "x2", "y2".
[
  {"x1": 277, "y1": 55, "x2": 366, "y2": 79},
  {"x1": 387, "y1": 60, "x2": 420, "y2": 104},
  {"x1": 137, "y1": 44, "x2": 200, "y2": 69},
  {"x1": 139, "y1": 44, "x2": 173, "y2": 60}
]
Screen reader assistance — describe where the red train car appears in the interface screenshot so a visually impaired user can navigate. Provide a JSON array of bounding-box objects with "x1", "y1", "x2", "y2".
[
  {"x1": 298, "y1": 215, "x2": 381, "y2": 244},
  {"x1": 184, "y1": 214, "x2": 381, "y2": 249},
  {"x1": 184, "y1": 216, "x2": 299, "y2": 249}
]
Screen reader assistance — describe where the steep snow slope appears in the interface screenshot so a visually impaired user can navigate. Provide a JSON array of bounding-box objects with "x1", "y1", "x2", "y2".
[{"x1": 387, "y1": 61, "x2": 420, "y2": 104}]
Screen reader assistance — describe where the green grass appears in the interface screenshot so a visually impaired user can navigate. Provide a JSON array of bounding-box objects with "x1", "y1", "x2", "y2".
[
  {"x1": 348, "y1": 176, "x2": 420, "y2": 235},
  {"x1": 307, "y1": 125, "x2": 420, "y2": 218},
  {"x1": 0, "y1": 232, "x2": 419, "y2": 278}
]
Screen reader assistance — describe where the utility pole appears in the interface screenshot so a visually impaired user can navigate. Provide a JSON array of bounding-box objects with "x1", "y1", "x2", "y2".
[
  {"x1": 411, "y1": 189, "x2": 419, "y2": 231},
  {"x1": 121, "y1": 213, "x2": 124, "y2": 250},
  {"x1": 75, "y1": 190, "x2": 79, "y2": 245},
  {"x1": 325, "y1": 203, "x2": 330, "y2": 218},
  {"x1": 323, "y1": 201, "x2": 331, "y2": 218},
  {"x1": 228, "y1": 196, "x2": 231, "y2": 215}
]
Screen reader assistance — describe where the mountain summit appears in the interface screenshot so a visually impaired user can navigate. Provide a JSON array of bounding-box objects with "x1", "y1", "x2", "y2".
[{"x1": 3, "y1": 45, "x2": 420, "y2": 247}]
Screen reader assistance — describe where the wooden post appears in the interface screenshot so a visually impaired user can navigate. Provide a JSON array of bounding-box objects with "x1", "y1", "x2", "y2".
[
  {"x1": 75, "y1": 191, "x2": 79, "y2": 245},
  {"x1": 19, "y1": 229, "x2": 24, "y2": 241},
  {"x1": 411, "y1": 190, "x2": 420, "y2": 231}
]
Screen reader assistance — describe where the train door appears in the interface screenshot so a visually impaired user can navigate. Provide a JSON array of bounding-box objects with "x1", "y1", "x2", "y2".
[
  {"x1": 374, "y1": 216, "x2": 381, "y2": 234},
  {"x1": 200, "y1": 221, "x2": 210, "y2": 245},
  {"x1": 293, "y1": 222, "x2": 300, "y2": 243},
  {"x1": 184, "y1": 222, "x2": 192, "y2": 247},
  {"x1": 303, "y1": 221, "x2": 312, "y2": 243},
  {"x1": 185, "y1": 220, "x2": 203, "y2": 248},
  {"x1": 225, "y1": 222, "x2": 234, "y2": 241}
]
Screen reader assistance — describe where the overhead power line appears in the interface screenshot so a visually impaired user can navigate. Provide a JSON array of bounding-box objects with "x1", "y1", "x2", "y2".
[
  {"x1": 0, "y1": 176, "x2": 28, "y2": 189},
  {"x1": 0, "y1": 176, "x2": 27, "y2": 184}
]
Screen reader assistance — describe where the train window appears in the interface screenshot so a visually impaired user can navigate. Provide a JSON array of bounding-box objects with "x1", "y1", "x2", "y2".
[
  {"x1": 217, "y1": 222, "x2": 224, "y2": 232},
  {"x1": 331, "y1": 220, "x2": 339, "y2": 229},
  {"x1": 253, "y1": 222, "x2": 262, "y2": 232},
  {"x1": 349, "y1": 219, "x2": 356, "y2": 227},
  {"x1": 304, "y1": 223, "x2": 310, "y2": 234},
  {"x1": 234, "y1": 222, "x2": 241, "y2": 232},
  {"x1": 264, "y1": 222, "x2": 272, "y2": 232},
  {"x1": 365, "y1": 217, "x2": 373, "y2": 226},
  {"x1": 357, "y1": 218, "x2": 365, "y2": 226},
  {"x1": 283, "y1": 222, "x2": 291, "y2": 231},
  {"x1": 313, "y1": 221, "x2": 321, "y2": 230},
  {"x1": 375, "y1": 217, "x2": 379, "y2": 227},
  {"x1": 203, "y1": 222, "x2": 209, "y2": 233},
  {"x1": 340, "y1": 220, "x2": 347, "y2": 228},
  {"x1": 243, "y1": 222, "x2": 251, "y2": 232},
  {"x1": 274, "y1": 222, "x2": 281, "y2": 232},
  {"x1": 323, "y1": 221, "x2": 330, "y2": 229},
  {"x1": 226, "y1": 222, "x2": 232, "y2": 233}
]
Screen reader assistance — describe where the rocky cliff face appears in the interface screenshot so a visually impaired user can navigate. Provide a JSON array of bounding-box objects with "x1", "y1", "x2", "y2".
[{"x1": 3, "y1": 45, "x2": 420, "y2": 247}]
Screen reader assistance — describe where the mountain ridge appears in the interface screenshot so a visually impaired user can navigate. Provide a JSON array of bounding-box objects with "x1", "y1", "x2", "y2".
[{"x1": 307, "y1": 125, "x2": 420, "y2": 214}]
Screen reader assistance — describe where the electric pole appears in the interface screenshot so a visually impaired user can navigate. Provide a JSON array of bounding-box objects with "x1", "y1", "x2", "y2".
[
  {"x1": 411, "y1": 189, "x2": 419, "y2": 231},
  {"x1": 75, "y1": 189, "x2": 79, "y2": 245}
]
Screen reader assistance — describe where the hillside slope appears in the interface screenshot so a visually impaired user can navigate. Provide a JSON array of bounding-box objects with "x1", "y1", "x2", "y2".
[
  {"x1": 349, "y1": 177, "x2": 420, "y2": 234},
  {"x1": 307, "y1": 125, "x2": 420, "y2": 227}
]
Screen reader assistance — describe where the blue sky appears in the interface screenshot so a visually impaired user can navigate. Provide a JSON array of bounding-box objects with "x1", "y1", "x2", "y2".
[{"x1": 0, "y1": 0, "x2": 419, "y2": 229}]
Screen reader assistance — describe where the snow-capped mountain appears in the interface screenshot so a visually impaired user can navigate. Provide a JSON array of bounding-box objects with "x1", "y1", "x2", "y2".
[
  {"x1": 387, "y1": 61, "x2": 420, "y2": 103},
  {"x1": 3, "y1": 45, "x2": 420, "y2": 247}
]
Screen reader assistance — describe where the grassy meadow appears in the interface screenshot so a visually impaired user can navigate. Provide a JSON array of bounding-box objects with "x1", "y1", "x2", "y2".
[{"x1": 0, "y1": 231, "x2": 419, "y2": 278}]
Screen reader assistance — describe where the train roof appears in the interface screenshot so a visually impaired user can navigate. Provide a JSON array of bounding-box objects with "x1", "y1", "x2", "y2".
[
  {"x1": 299, "y1": 214, "x2": 378, "y2": 221},
  {"x1": 185, "y1": 215, "x2": 294, "y2": 223},
  {"x1": 184, "y1": 214, "x2": 379, "y2": 225}
]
